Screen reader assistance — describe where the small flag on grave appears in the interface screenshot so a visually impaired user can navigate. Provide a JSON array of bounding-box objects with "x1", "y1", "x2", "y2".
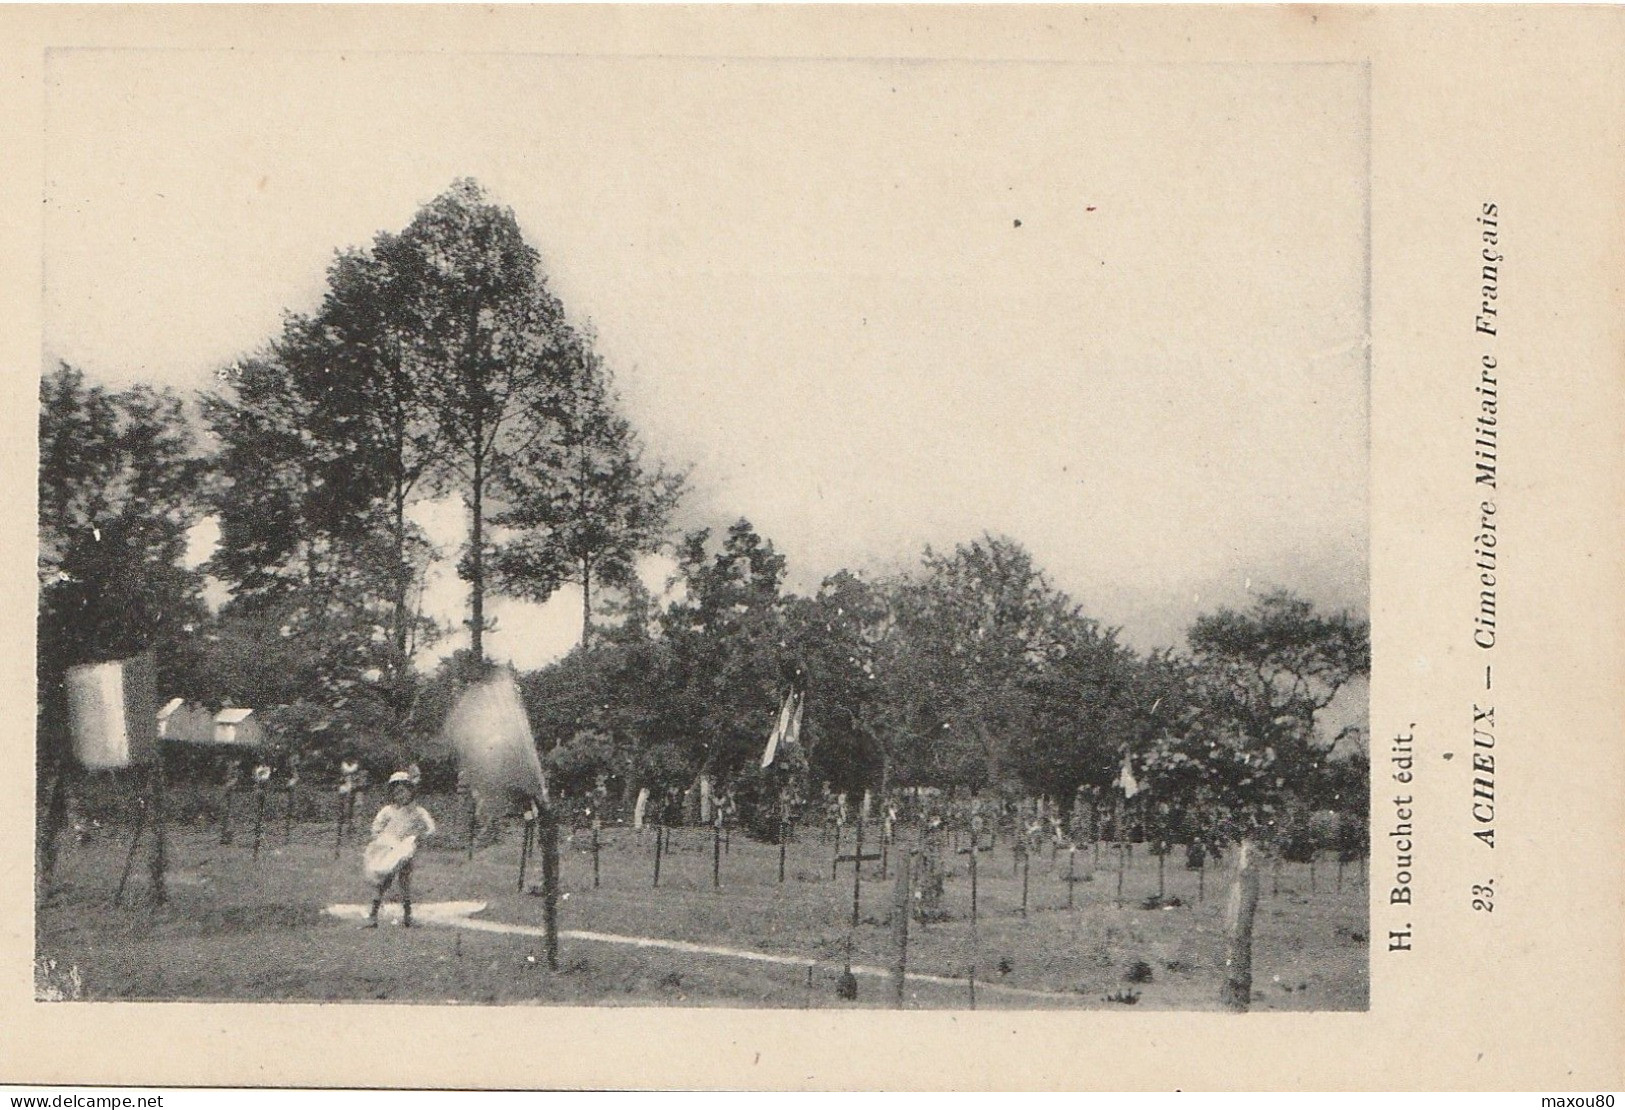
[
  {"x1": 442, "y1": 670, "x2": 548, "y2": 809},
  {"x1": 760, "y1": 688, "x2": 802, "y2": 768},
  {"x1": 1117, "y1": 751, "x2": 1140, "y2": 799},
  {"x1": 789, "y1": 690, "x2": 804, "y2": 751},
  {"x1": 65, "y1": 652, "x2": 158, "y2": 770}
]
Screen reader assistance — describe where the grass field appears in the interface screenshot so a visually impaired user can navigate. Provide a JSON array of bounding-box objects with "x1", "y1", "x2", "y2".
[{"x1": 35, "y1": 800, "x2": 1368, "y2": 1010}]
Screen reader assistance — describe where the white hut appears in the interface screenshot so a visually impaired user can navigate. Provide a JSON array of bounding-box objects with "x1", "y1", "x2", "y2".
[
  {"x1": 157, "y1": 698, "x2": 215, "y2": 744},
  {"x1": 213, "y1": 707, "x2": 267, "y2": 748}
]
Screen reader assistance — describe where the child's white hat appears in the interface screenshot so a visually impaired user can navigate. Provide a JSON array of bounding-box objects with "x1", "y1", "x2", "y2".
[{"x1": 387, "y1": 771, "x2": 415, "y2": 787}]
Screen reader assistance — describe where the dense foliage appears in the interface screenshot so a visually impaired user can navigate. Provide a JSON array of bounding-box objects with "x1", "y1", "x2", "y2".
[{"x1": 38, "y1": 180, "x2": 1369, "y2": 854}]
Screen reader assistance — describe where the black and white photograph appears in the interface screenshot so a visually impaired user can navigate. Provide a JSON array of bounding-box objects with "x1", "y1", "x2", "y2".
[
  {"x1": 10, "y1": 2, "x2": 1625, "y2": 1096},
  {"x1": 30, "y1": 43, "x2": 1377, "y2": 1014}
]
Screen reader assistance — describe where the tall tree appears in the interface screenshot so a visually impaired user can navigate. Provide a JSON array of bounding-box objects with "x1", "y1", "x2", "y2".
[
  {"x1": 492, "y1": 340, "x2": 685, "y2": 647},
  {"x1": 1187, "y1": 590, "x2": 1369, "y2": 780},
  {"x1": 1143, "y1": 591, "x2": 1370, "y2": 846},
  {"x1": 203, "y1": 349, "x2": 414, "y2": 714},
  {"x1": 1010, "y1": 618, "x2": 1145, "y2": 810},
  {"x1": 397, "y1": 179, "x2": 576, "y2": 663},
  {"x1": 289, "y1": 235, "x2": 447, "y2": 680},
  {"x1": 889, "y1": 535, "x2": 1079, "y2": 792},
  {"x1": 782, "y1": 571, "x2": 907, "y2": 797},
  {"x1": 39, "y1": 363, "x2": 210, "y2": 743},
  {"x1": 656, "y1": 520, "x2": 794, "y2": 782}
]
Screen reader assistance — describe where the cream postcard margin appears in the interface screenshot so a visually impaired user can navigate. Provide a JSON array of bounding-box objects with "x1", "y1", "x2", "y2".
[{"x1": 0, "y1": 5, "x2": 1620, "y2": 1091}]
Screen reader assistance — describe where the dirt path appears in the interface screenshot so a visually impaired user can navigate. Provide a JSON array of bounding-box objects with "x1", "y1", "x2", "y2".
[{"x1": 325, "y1": 902, "x2": 1079, "y2": 1002}]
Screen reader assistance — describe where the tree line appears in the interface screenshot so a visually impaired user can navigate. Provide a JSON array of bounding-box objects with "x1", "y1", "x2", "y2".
[{"x1": 38, "y1": 179, "x2": 1368, "y2": 852}]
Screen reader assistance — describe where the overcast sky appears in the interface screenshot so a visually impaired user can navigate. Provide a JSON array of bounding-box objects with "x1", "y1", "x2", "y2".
[{"x1": 44, "y1": 50, "x2": 1369, "y2": 680}]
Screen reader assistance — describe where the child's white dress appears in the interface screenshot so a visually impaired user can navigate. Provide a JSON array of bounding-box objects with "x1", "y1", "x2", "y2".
[{"x1": 363, "y1": 802, "x2": 437, "y2": 884}]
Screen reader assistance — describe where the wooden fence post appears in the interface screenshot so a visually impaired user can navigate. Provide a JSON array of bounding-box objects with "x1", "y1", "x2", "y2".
[
  {"x1": 251, "y1": 786, "x2": 266, "y2": 860},
  {"x1": 36, "y1": 764, "x2": 70, "y2": 898},
  {"x1": 1221, "y1": 839, "x2": 1262, "y2": 1012},
  {"x1": 713, "y1": 815, "x2": 722, "y2": 889},
  {"x1": 518, "y1": 814, "x2": 534, "y2": 893},
  {"x1": 1021, "y1": 847, "x2": 1030, "y2": 917},
  {"x1": 332, "y1": 792, "x2": 344, "y2": 859},
  {"x1": 148, "y1": 760, "x2": 168, "y2": 906},
  {"x1": 114, "y1": 786, "x2": 147, "y2": 908},
  {"x1": 540, "y1": 809, "x2": 560, "y2": 971},
  {"x1": 890, "y1": 845, "x2": 911, "y2": 1009},
  {"x1": 653, "y1": 823, "x2": 664, "y2": 887}
]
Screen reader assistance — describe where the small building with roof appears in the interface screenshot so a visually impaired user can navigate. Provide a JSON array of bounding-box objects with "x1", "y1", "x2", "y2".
[{"x1": 213, "y1": 707, "x2": 268, "y2": 748}]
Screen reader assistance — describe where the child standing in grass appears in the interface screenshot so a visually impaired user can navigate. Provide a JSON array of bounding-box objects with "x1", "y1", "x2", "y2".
[{"x1": 363, "y1": 771, "x2": 436, "y2": 928}]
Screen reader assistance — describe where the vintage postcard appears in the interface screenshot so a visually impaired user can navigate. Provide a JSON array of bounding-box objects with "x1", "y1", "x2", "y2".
[{"x1": 1, "y1": 4, "x2": 1620, "y2": 1092}]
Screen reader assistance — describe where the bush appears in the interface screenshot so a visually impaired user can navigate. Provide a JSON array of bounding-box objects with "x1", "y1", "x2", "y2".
[
  {"x1": 545, "y1": 730, "x2": 624, "y2": 798},
  {"x1": 730, "y1": 750, "x2": 811, "y2": 842}
]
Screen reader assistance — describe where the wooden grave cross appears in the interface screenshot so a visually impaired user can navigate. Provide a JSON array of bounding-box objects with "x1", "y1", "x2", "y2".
[
  {"x1": 330, "y1": 789, "x2": 344, "y2": 859},
  {"x1": 712, "y1": 810, "x2": 724, "y2": 889},
  {"x1": 955, "y1": 835, "x2": 995, "y2": 1009},
  {"x1": 830, "y1": 818, "x2": 880, "y2": 880},
  {"x1": 778, "y1": 806, "x2": 790, "y2": 884},
  {"x1": 517, "y1": 803, "x2": 539, "y2": 893},
  {"x1": 250, "y1": 780, "x2": 267, "y2": 861},
  {"x1": 836, "y1": 818, "x2": 883, "y2": 988},
  {"x1": 1061, "y1": 845, "x2": 1093, "y2": 910},
  {"x1": 591, "y1": 818, "x2": 601, "y2": 889},
  {"x1": 954, "y1": 835, "x2": 995, "y2": 922},
  {"x1": 1012, "y1": 835, "x2": 1033, "y2": 917},
  {"x1": 836, "y1": 818, "x2": 883, "y2": 919},
  {"x1": 652, "y1": 822, "x2": 666, "y2": 888}
]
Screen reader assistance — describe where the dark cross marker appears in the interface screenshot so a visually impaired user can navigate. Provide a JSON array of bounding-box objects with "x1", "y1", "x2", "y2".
[
  {"x1": 956, "y1": 835, "x2": 994, "y2": 1010},
  {"x1": 1061, "y1": 846, "x2": 1089, "y2": 910},
  {"x1": 331, "y1": 792, "x2": 344, "y2": 859},
  {"x1": 114, "y1": 791, "x2": 148, "y2": 908},
  {"x1": 778, "y1": 809, "x2": 788, "y2": 884},
  {"x1": 835, "y1": 818, "x2": 882, "y2": 987},
  {"x1": 221, "y1": 764, "x2": 240, "y2": 847},
  {"x1": 956, "y1": 835, "x2": 994, "y2": 922},
  {"x1": 251, "y1": 785, "x2": 266, "y2": 861},
  {"x1": 1021, "y1": 845, "x2": 1031, "y2": 917},
  {"x1": 591, "y1": 819, "x2": 601, "y2": 889},
  {"x1": 517, "y1": 811, "x2": 534, "y2": 893},
  {"x1": 538, "y1": 809, "x2": 560, "y2": 970},
  {"x1": 147, "y1": 762, "x2": 168, "y2": 907},
  {"x1": 713, "y1": 813, "x2": 723, "y2": 890},
  {"x1": 653, "y1": 823, "x2": 665, "y2": 888}
]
